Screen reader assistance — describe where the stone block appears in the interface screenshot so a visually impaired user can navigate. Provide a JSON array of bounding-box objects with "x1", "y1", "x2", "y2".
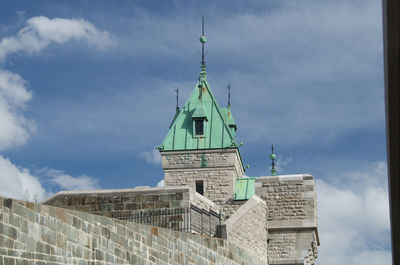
[
  {"x1": 95, "y1": 249, "x2": 104, "y2": 260},
  {"x1": 155, "y1": 201, "x2": 170, "y2": 209},
  {"x1": 57, "y1": 233, "x2": 67, "y2": 250},
  {"x1": 16, "y1": 259, "x2": 29, "y2": 265},
  {"x1": 142, "y1": 202, "x2": 154, "y2": 209},
  {"x1": 102, "y1": 227, "x2": 110, "y2": 239},
  {"x1": 125, "y1": 203, "x2": 141, "y2": 210},
  {"x1": 4, "y1": 257, "x2": 15, "y2": 265},
  {"x1": 72, "y1": 217, "x2": 81, "y2": 229},
  {"x1": 5, "y1": 224, "x2": 18, "y2": 240}
]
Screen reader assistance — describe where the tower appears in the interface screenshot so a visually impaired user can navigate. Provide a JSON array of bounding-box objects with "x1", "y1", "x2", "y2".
[{"x1": 159, "y1": 18, "x2": 245, "y2": 205}]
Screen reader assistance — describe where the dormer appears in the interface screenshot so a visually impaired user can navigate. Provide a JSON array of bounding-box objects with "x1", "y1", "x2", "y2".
[{"x1": 192, "y1": 104, "x2": 208, "y2": 137}]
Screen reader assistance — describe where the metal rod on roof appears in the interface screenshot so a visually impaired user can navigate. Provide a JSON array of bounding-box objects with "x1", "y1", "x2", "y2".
[{"x1": 227, "y1": 84, "x2": 231, "y2": 107}]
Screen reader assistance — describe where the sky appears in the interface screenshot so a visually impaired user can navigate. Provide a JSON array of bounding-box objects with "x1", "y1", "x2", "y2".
[{"x1": 0, "y1": 0, "x2": 389, "y2": 264}]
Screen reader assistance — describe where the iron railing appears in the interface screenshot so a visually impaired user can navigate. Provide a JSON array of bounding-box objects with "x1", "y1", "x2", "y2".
[{"x1": 112, "y1": 204, "x2": 221, "y2": 237}]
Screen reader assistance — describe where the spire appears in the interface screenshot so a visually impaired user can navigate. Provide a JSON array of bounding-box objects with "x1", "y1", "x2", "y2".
[
  {"x1": 199, "y1": 16, "x2": 207, "y2": 81},
  {"x1": 270, "y1": 144, "x2": 277, "y2": 176}
]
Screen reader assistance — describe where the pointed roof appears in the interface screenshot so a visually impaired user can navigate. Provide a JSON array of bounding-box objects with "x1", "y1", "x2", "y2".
[
  {"x1": 160, "y1": 68, "x2": 239, "y2": 151},
  {"x1": 160, "y1": 18, "x2": 239, "y2": 152}
]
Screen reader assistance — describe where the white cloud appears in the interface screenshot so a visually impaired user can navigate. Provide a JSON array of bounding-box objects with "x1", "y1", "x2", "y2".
[
  {"x1": 0, "y1": 155, "x2": 102, "y2": 202},
  {"x1": 0, "y1": 155, "x2": 46, "y2": 201},
  {"x1": 0, "y1": 16, "x2": 114, "y2": 61},
  {"x1": 274, "y1": 155, "x2": 293, "y2": 173},
  {"x1": 316, "y1": 161, "x2": 391, "y2": 265},
  {"x1": 0, "y1": 16, "x2": 109, "y2": 200},
  {"x1": 156, "y1": 179, "x2": 164, "y2": 187},
  {"x1": 142, "y1": 149, "x2": 162, "y2": 165},
  {"x1": 39, "y1": 168, "x2": 99, "y2": 191},
  {"x1": 0, "y1": 69, "x2": 35, "y2": 151}
]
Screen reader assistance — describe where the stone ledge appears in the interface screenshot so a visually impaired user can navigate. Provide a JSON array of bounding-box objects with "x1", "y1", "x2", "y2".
[
  {"x1": 256, "y1": 174, "x2": 313, "y2": 182},
  {"x1": 268, "y1": 226, "x2": 320, "y2": 246},
  {"x1": 160, "y1": 148, "x2": 239, "y2": 155},
  {"x1": 269, "y1": 258, "x2": 305, "y2": 265},
  {"x1": 268, "y1": 220, "x2": 317, "y2": 229}
]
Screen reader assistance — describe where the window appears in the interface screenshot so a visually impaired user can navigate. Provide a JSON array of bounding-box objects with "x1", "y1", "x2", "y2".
[
  {"x1": 195, "y1": 119, "x2": 204, "y2": 135},
  {"x1": 195, "y1": 180, "x2": 204, "y2": 195}
]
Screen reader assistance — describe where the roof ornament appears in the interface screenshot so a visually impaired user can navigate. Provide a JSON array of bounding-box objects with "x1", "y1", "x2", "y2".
[
  {"x1": 270, "y1": 144, "x2": 277, "y2": 176},
  {"x1": 199, "y1": 16, "x2": 207, "y2": 81},
  {"x1": 175, "y1": 87, "x2": 179, "y2": 111},
  {"x1": 227, "y1": 84, "x2": 231, "y2": 107}
]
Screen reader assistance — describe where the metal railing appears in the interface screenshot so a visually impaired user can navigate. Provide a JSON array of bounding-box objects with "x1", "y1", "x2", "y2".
[{"x1": 112, "y1": 204, "x2": 221, "y2": 237}]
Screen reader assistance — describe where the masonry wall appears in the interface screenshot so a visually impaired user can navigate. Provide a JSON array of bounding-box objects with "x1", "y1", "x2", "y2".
[
  {"x1": 161, "y1": 148, "x2": 245, "y2": 205},
  {"x1": 43, "y1": 186, "x2": 219, "y2": 217},
  {"x1": 255, "y1": 174, "x2": 319, "y2": 265},
  {"x1": 0, "y1": 196, "x2": 265, "y2": 265},
  {"x1": 221, "y1": 196, "x2": 268, "y2": 264}
]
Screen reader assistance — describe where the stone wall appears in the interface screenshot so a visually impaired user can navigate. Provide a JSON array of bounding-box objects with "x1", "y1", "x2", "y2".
[
  {"x1": 220, "y1": 196, "x2": 268, "y2": 264},
  {"x1": 43, "y1": 186, "x2": 219, "y2": 217},
  {"x1": 255, "y1": 174, "x2": 319, "y2": 265},
  {"x1": 267, "y1": 231, "x2": 318, "y2": 265},
  {"x1": 0, "y1": 196, "x2": 265, "y2": 265},
  {"x1": 161, "y1": 148, "x2": 245, "y2": 205},
  {"x1": 220, "y1": 200, "x2": 246, "y2": 221}
]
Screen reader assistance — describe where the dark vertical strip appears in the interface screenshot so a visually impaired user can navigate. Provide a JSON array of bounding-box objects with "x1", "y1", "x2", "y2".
[
  {"x1": 221, "y1": 121, "x2": 224, "y2": 148},
  {"x1": 384, "y1": 1, "x2": 400, "y2": 264}
]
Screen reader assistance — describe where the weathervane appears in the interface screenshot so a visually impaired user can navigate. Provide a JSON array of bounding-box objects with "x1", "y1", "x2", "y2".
[{"x1": 270, "y1": 144, "x2": 277, "y2": 176}]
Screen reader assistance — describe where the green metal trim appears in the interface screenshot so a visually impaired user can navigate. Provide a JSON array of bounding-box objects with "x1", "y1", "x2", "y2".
[{"x1": 233, "y1": 178, "x2": 255, "y2": 201}]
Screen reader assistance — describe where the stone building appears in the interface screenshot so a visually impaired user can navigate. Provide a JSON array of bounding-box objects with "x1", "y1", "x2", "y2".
[{"x1": 0, "y1": 21, "x2": 319, "y2": 265}]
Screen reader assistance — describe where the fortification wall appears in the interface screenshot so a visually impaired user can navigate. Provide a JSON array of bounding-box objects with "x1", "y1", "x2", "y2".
[
  {"x1": 161, "y1": 149, "x2": 245, "y2": 205},
  {"x1": 43, "y1": 186, "x2": 219, "y2": 217},
  {"x1": 255, "y1": 174, "x2": 319, "y2": 265},
  {"x1": 0, "y1": 196, "x2": 264, "y2": 265}
]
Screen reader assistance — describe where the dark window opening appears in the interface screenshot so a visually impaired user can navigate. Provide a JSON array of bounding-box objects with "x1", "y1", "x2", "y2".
[
  {"x1": 195, "y1": 180, "x2": 204, "y2": 195},
  {"x1": 195, "y1": 119, "x2": 204, "y2": 135}
]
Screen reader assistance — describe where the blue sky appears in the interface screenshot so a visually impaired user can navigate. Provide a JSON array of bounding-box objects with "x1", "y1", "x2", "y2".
[{"x1": 0, "y1": 0, "x2": 389, "y2": 264}]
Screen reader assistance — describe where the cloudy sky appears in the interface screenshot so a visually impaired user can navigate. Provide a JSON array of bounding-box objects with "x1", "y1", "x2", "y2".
[{"x1": 0, "y1": 0, "x2": 389, "y2": 264}]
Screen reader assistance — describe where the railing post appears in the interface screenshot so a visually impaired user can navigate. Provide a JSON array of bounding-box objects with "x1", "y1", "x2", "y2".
[
  {"x1": 219, "y1": 210, "x2": 222, "y2": 237},
  {"x1": 209, "y1": 210, "x2": 211, "y2": 236}
]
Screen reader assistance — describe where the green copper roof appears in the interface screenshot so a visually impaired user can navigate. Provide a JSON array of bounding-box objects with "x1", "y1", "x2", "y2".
[
  {"x1": 233, "y1": 178, "x2": 255, "y2": 200},
  {"x1": 192, "y1": 103, "x2": 208, "y2": 119},
  {"x1": 160, "y1": 69, "x2": 239, "y2": 151}
]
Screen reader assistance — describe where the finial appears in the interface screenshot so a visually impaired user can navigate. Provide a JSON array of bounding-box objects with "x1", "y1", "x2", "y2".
[
  {"x1": 227, "y1": 84, "x2": 231, "y2": 107},
  {"x1": 199, "y1": 16, "x2": 207, "y2": 81},
  {"x1": 200, "y1": 16, "x2": 207, "y2": 67},
  {"x1": 175, "y1": 87, "x2": 179, "y2": 111},
  {"x1": 270, "y1": 144, "x2": 277, "y2": 176}
]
